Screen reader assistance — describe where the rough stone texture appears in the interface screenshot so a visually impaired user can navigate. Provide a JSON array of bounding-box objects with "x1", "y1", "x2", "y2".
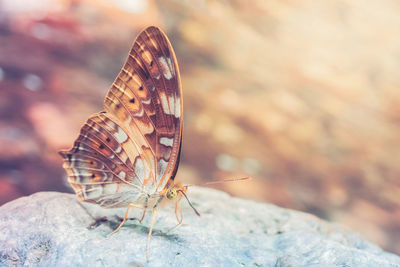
[
  {"x1": 1, "y1": 0, "x2": 400, "y2": 255},
  {"x1": 0, "y1": 187, "x2": 399, "y2": 266}
]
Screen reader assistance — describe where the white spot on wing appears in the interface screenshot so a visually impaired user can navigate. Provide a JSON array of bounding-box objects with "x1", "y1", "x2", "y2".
[
  {"x1": 168, "y1": 96, "x2": 175, "y2": 116},
  {"x1": 167, "y1": 57, "x2": 175, "y2": 76},
  {"x1": 175, "y1": 97, "x2": 181, "y2": 118},
  {"x1": 158, "y1": 159, "x2": 168, "y2": 180},
  {"x1": 114, "y1": 127, "x2": 128, "y2": 143},
  {"x1": 135, "y1": 108, "x2": 144, "y2": 117},
  {"x1": 142, "y1": 98, "x2": 151, "y2": 104},
  {"x1": 118, "y1": 171, "x2": 126, "y2": 179},
  {"x1": 160, "y1": 137, "x2": 173, "y2": 147},
  {"x1": 159, "y1": 56, "x2": 173, "y2": 80},
  {"x1": 160, "y1": 92, "x2": 171, "y2": 115}
]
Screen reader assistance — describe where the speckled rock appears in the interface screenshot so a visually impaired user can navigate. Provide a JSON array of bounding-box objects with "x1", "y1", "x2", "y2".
[{"x1": 0, "y1": 187, "x2": 399, "y2": 266}]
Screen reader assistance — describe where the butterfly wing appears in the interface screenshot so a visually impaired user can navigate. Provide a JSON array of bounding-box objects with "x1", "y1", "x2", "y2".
[
  {"x1": 59, "y1": 26, "x2": 183, "y2": 208},
  {"x1": 105, "y1": 26, "x2": 183, "y2": 191}
]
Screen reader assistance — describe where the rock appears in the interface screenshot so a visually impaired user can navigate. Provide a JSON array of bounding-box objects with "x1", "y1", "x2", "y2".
[{"x1": 0, "y1": 187, "x2": 399, "y2": 266}]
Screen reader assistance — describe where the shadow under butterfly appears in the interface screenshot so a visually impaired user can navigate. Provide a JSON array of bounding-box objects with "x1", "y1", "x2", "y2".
[{"x1": 59, "y1": 26, "x2": 248, "y2": 262}]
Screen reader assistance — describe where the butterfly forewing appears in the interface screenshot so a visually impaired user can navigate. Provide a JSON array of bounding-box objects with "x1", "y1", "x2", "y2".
[{"x1": 60, "y1": 26, "x2": 183, "y2": 207}]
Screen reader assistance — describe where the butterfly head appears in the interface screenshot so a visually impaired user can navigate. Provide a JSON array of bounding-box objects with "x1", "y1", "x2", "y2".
[
  {"x1": 165, "y1": 182, "x2": 186, "y2": 200},
  {"x1": 165, "y1": 188, "x2": 178, "y2": 200},
  {"x1": 164, "y1": 182, "x2": 200, "y2": 216}
]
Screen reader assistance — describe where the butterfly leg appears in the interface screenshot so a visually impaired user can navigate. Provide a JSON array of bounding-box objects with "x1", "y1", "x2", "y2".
[
  {"x1": 139, "y1": 209, "x2": 147, "y2": 223},
  {"x1": 154, "y1": 199, "x2": 183, "y2": 236},
  {"x1": 107, "y1": 203, "x2": 145, "y2": 237},
  {"x1": 146, "y1": 208, "x2": 157, "y2": 262},
  {"x1": 175, "y1": 198, "x2": 183, "y2": 224}
]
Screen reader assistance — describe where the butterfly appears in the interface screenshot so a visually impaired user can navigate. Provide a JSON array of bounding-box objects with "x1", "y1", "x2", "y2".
[{"x1": 59, "y1": 26, "x2": 199, "y2": 262}]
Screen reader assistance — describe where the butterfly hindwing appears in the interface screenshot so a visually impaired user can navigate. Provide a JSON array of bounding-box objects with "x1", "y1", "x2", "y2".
[{"x1": 60, "y1": 113, "x2": 147, "y2": 207}]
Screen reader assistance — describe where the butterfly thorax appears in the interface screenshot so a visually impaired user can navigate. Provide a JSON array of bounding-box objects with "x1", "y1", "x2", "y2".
[
  {"x1": 134, "y1": 181, "x2": 184, "y2": 210},
  {"x1": 140, "y1": 192, "x2": 164, "y2": 210}
]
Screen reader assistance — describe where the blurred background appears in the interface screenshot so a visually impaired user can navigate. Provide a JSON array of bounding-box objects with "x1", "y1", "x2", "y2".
[{"x1": 0, "y1": 0, "x2": 399, "y2": 255}]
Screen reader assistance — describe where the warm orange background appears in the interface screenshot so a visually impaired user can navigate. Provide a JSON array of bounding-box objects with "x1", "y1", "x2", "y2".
[{"x1": 0, "y1": 0, "x2": 399, "y2": 255}]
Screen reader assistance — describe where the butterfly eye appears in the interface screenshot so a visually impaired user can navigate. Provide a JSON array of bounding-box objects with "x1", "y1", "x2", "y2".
[
  {"x1": 129, "y1": 98, "x2": 135, "y2": 103},
  {"x1": 139, "y1": 86, "x2": 143, "y2": 91},
  {"x1": 166, "y1": 189, "x2": 177, "y2": 200}
]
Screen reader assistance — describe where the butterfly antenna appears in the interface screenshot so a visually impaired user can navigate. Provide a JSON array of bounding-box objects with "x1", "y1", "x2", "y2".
[
  {"x1": 177, "y1": 190, "x2": 200, "y2": 217},
  {"x1": 204, "y1": 177, "x2": 251, "y2": 185},
  {"x1": 185, "y1": 176, "x2": 251, "y2": 187}
]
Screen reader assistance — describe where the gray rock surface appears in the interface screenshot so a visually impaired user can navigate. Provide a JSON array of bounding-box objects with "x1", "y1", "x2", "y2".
[{"x1": 0, "y1": 187, "x2": 399, "y2": 267}]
